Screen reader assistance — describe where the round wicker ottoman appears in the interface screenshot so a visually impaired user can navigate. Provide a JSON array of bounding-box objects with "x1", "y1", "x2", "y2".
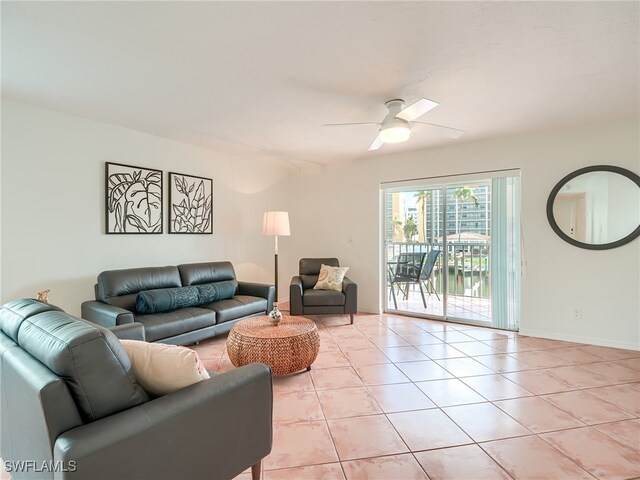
[{"x1": 226, "y1": 315, "x2": 320, "y2": 376}]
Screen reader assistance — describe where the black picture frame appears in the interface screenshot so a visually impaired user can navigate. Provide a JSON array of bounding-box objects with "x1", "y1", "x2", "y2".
[
  {"x1": 546, "y1": 165, "x2": 640, "y2": 250},
  {"x1": 168, "y1": 172, "x2": 213, "y2": 234},
  {"x1": 105, "y1": 162, "x2": 163, "y2": 234}
]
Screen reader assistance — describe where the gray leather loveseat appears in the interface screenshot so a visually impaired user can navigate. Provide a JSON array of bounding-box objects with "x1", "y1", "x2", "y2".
[
  {"x1": 0, "y1": 298, "x2": 273, "y2": 480},
  {"x1": 81, "y1": 261, "x2": 275, "y2": 345}
]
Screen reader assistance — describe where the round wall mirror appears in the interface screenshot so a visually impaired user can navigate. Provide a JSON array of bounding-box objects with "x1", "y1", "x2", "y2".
[{"x1": 547, "y1": 165, "x2": 640, "y2": 250}]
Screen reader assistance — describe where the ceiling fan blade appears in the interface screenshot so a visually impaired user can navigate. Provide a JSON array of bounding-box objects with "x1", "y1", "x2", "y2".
[
  {"x1": 368, "y1": 135, "x2": 384, "y2": 151},
  {"x1": 412, "y1": 121, "x2": 465, "y2": 139},
  {"x1": 323, "y1": 122, "x2": 381, "y2": 127},
  {"x1": 396, "y1": 98, "x2": 439, "y2": 122}
]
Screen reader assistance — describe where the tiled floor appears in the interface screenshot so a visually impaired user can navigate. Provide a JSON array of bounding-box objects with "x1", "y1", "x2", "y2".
[
  {"x1": 3, "y1": 313, "x2": 637, "y2": 480},
  {"x1": 200, "y1": 312, "x2": 640, "y2": 480}
]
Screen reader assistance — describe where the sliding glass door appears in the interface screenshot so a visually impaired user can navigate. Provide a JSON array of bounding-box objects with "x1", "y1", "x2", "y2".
[{"x1": 382, "y1": 171, "x2": 521, "y2": 330}]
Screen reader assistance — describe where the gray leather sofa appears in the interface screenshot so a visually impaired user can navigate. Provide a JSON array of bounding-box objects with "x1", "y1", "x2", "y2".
[
  {"x1": 0, "y1": 298, "x2": 272, "y2": 480},
  {"x1": 81, "y1": 261, "x2": 275, "y2": 345},
  {"x1": 290, "y1": 258, "x2": 358, "y2": 324}
]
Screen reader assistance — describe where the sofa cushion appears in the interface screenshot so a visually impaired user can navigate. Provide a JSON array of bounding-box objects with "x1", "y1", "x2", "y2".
[
  {"x1": 178, "y1": 261, "x2": 238, "y2": 286},
  {"x1": 136, "y1": 307, "x2": 216, "y2": 342},
  {"x1": 299, "y1": 258, "x2": 340, "y2": 289},
  {"x1": 303, "y1": 289, "x2": 346, "y2": 307},
  {"x1": 205, "y1": 295, "x2": 267, "y2": 324},
  {"x1": 0, "y1": 299, "x2": 148, "y2": 423},
  {"x1": 97, "y1": 266, "x2": 182, "y2": 311},
  {"x1": 120, "y1": 340, "x2": 210, "y2": 396},
  {"x1": 135, "y1": 282, "x2": 237, "y2": 314}
]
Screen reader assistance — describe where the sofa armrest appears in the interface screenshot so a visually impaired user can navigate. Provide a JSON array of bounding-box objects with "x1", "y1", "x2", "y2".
[
  {"x1": 343, "y1": 277, "x2": 358, "y2": 315},
  {"x1": 110, "y1": 322, "x2": 145, "y2": 341},
  {"x1": 237, "y1": 281, "x2": 275, "y2": 311},
  {"x1": 289, "y1": 276, "x2": 303, "y2": 315},
  {"x1": 81, "y1": 301, "x2": 134, "y2": 328},
  {"x1": 53, "y1": 362, "x2": 273, "y2": 480}
]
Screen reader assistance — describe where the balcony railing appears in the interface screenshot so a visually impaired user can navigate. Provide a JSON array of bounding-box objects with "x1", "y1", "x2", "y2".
[{"x1": 387, "y1": 241, "x2": 491, "y2": 299}]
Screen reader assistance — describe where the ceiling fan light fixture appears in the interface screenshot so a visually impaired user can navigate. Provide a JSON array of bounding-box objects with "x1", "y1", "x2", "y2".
[{"x1": 379, "y1": 122, "x2": 411, "y2": 144}]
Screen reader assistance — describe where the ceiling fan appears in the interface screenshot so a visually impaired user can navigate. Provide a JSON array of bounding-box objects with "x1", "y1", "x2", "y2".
[{"x1": 324, "y1": 98, "x2": 465, "y2": 151}]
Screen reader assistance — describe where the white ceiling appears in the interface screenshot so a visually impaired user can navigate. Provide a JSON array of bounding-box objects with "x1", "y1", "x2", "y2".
[{"x1": 2, "y1": 1, "x2": 639, "y2": 167}]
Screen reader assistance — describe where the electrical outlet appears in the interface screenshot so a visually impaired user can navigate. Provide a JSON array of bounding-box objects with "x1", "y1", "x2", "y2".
[{"x1": 571, "y1": 307, "x2": 582, "y2": 320}]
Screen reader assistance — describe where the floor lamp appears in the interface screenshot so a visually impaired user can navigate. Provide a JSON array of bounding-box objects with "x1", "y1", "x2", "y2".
[{"x1": 263, "y1": 211, "x2": 290, "y2": 323}]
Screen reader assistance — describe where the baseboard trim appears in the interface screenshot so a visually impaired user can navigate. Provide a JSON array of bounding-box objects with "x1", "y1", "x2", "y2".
[{"x1": 519, "y1": 327, "x2": 640, "y2": 351}]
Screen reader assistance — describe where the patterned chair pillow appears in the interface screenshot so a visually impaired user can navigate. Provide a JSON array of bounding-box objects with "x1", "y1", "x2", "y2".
[{"x1": 313, "y1": 264, "x2": 349, "y2": 292}]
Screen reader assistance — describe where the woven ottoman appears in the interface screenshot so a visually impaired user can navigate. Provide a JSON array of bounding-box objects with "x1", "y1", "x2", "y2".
[{"x1": 226, "y1": 315, "x2": 320, "y2": 375}]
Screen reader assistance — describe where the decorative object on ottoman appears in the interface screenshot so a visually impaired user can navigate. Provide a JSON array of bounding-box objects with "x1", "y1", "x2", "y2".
[
  {"x1": 263, "y1": 211, "x2": 290, "y2": 322},
  {"x1": 268, "y1": 307, "x2": 283, "y2": 325},
  {"x1": 120, "y1": 340, "x2": 210, "y2": 396},
  {"x1": 227, "y1": 315, "x2": 319, "y2": 375},
  {"x1": 36, "y1": 289, "x2": 50, "y2": 302}
]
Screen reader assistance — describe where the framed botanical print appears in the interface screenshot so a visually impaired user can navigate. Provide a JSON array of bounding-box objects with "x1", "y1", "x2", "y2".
[
  {"x1": 105, "y1": 162, "x2": 163, "y2": 234},
  {"x1": 168, "y1": 172, "x2": 213, "y2": 234}
]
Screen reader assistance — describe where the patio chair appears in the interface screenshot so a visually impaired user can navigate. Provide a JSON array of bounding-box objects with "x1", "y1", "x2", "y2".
[{"x1": 389, "y1": 250, "x2": 441, "y2": 309}]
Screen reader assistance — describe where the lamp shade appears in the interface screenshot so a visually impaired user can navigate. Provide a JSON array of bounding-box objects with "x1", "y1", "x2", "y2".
[{"x1": 263, "y1": 211, "x2": 290, "y2": 236}]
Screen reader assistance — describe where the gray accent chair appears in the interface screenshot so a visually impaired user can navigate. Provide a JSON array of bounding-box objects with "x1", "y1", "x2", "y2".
[
  {"x1": 81, "y1": 261, "x2": 275, "y2": 346},
  {"x1": 0, "y1": 298, "x2": 272, "y2": 480},
  {"x1": 289, "y1": 258, "x2": 358, "y2": 324}
]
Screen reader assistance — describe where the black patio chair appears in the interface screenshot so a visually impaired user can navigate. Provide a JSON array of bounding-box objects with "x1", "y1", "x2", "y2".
[{"x1": 389, "y1": 250, "x2": 441, "y2": 309}]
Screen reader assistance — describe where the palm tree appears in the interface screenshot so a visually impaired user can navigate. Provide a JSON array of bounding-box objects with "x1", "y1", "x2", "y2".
[
  {"x1": 403, "y1": 217, "x2": 418, "y2": 243},
  {"x1": 414, "y1": 190, "x2": 431, "y2": 244}
]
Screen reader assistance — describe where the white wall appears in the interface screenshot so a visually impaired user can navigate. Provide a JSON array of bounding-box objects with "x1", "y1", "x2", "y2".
[
  {"x1": 278, "y1": 119, "x2": 640, "y2": 350},
  {"x1": 1, "y1": 100, "x2": 292, "y2": 315},
  {"x1": 2, "y1": 100, "x2": 638, "y2": 349}
]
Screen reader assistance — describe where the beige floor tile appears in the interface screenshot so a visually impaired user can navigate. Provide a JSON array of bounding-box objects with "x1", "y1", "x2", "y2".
[
  {"x1": 342, "y1": 453, "x2": 429, "y2": 480},
  {"x1": 264, "y1": 463, "x2": 345, "y2": 480},
  {"x1": 508, "y1": 351, "x2": 570, "y2": 368},
  {"x1": 587, "y1": 362, "x2": 640, "y2": 383},
  {"x1": 502, "y1": 370, "x2": 574, "y2": 395},
  {"x1": 388, "y1": 408, "x2": 473, "y2": 451},
  {"x1": 316, "y1": 387, "x2": 382, "y2": 419},
  {"x1": 434, "y1": 357, "x2": 495, "y2": 377},
  {"x1": 272, "y1": 371, "x2": 315, "y2": 393},
  {"x1": 583, "y1": 383, "x2": 640, "y2": 416},
  {"x1": 471, "y1": 353, "x2": 534, "y2": 373},
  {"x1": 273, "y1": 390, "x2": 324, "y2": 424},
  {"x1": 415, "y1": 378, "x2": 486, "y2": 406},
  {"x1": 429, "y1": 331, "x2": 476, "y2": 343},
  {"x1": 543, "y1": 365, "x2": 617, "y2": 389},
  {"x1": 265, "y1": 421, "x2": 339, "y2": 470},
  {"x1": 342, "y1": 348, "x2": 391, "y2": 366},
  {"x1": 593, "y1": 419, "x2": 640, "y2": 452},
  {"x1": 543, "y1": 347, "x2": 603, "y2": 364},
  {"x1": 327, "y1": 415, "x2": 409, "y2": 461},
  {"x1": 414, "y1": 343, "x2": 465, "y2": 360},
  {"x1": 352, "y1": 363, "x2": 410, "y2": 386},
  {"x1": 451, "y1": 341, "x2": 500, "y2": 356},
  {"x1": 540, "y1": 426, "x2": 640, "y2": 480},
  {"x1": 481, "y1": 435, "x2": 594, "y2": 479},
  {"x1": 493, "y1": 396, "x2": 585, "y2": 433},
  {"x1": 443, "y1": 402, "x2": 531, "y2": 442},
  {"x1": 461, "y1": 374, "x2": 533, "y2": 401},
  {"x1": 541, "y1": 390, "x2": 636, "y2": 425},
  {"x1": 399, "y1": 332, "x2": 446, "y2": 346},
  {"x1": 367, "y1": 383, "x2": 436, "y2": 413},
  {"x1": 312, "y1": 350, "x2": 351, "y2": 369},
  {"x1": 615, "y1": 357, "x2": 640, "y2": 371},
  {"x1": 310, "y1": 367, "x2": 364, "y2": 391},
  {"x1": 575, "y1": 345, "x2": 640, "y2": 361},
  {"x1": 382, "y1": 346, "x2": 430, "y2": 362},
  {"x1": 414, "y1": 444, "x2": 511, "y2": 480},
  {"x1": 396, "y1": 360, "x2": 455, "y2": 382}
]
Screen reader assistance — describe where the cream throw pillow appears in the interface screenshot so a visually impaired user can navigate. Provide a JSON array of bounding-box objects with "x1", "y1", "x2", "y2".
[
  {"x1": 120, "y1": 340, "x2": 210, "y2": 396},
  {"x1": 313, "y1": 264, "x2": 349, "y2": 292}
]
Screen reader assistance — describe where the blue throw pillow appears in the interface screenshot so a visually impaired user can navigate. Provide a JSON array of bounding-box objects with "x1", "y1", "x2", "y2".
[
  {"x1": 135, "y1": 281, "x2": 237, "y2": 314},
  {"x1": 196, "y1": 281, "x2": 236, "y2": 305},
  {"x1": 136, "y1": 286, "x2": 200, "y2": 314}
]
